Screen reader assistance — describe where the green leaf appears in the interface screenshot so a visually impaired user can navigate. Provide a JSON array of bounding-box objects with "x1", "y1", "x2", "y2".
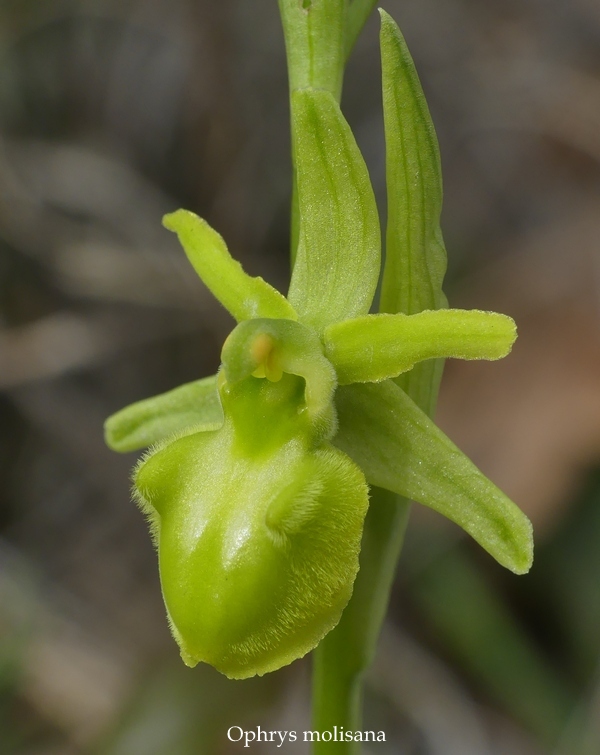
[
  {"x1": 287, "y1": 89, "x2": 381, "y2": 330},
  {"x1": 379, "y1": 10, "x2": 448, "y2": 413},
  {"x1": 104, "y1": 375, "x2": 223, "y2": 453},
  {"x1": 324, "y1": 309, "x2": 517, "y2": 385},
  {"x1": 379, "y1": 10, "x2": 446, "y2": 316},
  {"x1": 163, "y1": 210, "x2": 297, "y2": 322},
  {"x1": 334, "y1": 380, "x2": 533, "y2": 574}
]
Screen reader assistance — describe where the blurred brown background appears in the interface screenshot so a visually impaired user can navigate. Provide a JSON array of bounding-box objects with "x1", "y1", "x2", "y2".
[{"x1": 1, "y1": 1, "x2": 600, "y2": 753}]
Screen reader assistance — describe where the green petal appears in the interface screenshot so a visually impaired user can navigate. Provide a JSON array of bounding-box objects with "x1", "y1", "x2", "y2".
[
  {"x1": 379, "y1": 10, "x2": 448, "y2": 412},
  {"x1": 287, "y1": 89, "x2": 381, "y2": 330},
  {"x1": 334, "y1": 381, "x2": 533, "y2": 574},
  {"x1": 163, "y1": 210, "x2": 297, "y2": 322},
  {"x1": 324, "y1": 309, "x2": 517, "y2": 385},
  {"x1": 104, "y1": 375, "x2": 223, "y2": 453}
]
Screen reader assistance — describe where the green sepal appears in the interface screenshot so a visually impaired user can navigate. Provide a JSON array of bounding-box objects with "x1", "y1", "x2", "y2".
[
  {"x1": 163, "y1": 210, "x2": 297, "y2": 322},
  {"x1": 334, "y1": 380, "x2": 533, "y2": 575},
  {"x1": 324, "y1": 309, "x2": 517, "y2": 385},
  {"x1": 287, "y1": 89, "x2": 381, "y2": 330},
  {"x1": 104, "y1": 375, "x2": 223, "y2": 453},
  {"x1": 134, "y1": 373, "x2": 369, "y2": 679}
]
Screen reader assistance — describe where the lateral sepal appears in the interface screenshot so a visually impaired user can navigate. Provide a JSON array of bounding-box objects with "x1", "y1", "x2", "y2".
[{"x1": 334, "y1": 380, "x2": 533, "y2": 575}]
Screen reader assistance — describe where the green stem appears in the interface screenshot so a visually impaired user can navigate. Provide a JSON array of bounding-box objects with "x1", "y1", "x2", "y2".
[
  {"x1": 279, "y1": 0, "x2": 347, "y2": 264},
  {"x1": 312, "y1": 489, "x2": 410, "y2": 751},
  {"x1": 278, "y1": 0, "x2": 347, "y2": 99},
  {"x1": 312, "y1": 11, "x2": 449, "y2": 746},
  {"x1": 277, "y1": 2, "x2": 416, "y2": 750},
  {"x1": 280, "y1": 0, "x2": 374, "y2": 266}
]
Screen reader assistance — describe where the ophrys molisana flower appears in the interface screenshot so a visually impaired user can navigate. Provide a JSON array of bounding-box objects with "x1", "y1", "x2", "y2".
[{"x1": 105, "y1": 12, "x2": 532, "y2": 680}]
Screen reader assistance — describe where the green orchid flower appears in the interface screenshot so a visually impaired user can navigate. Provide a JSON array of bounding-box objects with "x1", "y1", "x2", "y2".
[{"x1": 104, "y1": 10, "x2": 532, "y2": 682}]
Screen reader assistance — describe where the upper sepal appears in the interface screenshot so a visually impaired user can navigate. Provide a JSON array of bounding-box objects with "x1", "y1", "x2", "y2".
[{"x1": 287, "y1": 89, "x2": 381, "y2": 330}]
